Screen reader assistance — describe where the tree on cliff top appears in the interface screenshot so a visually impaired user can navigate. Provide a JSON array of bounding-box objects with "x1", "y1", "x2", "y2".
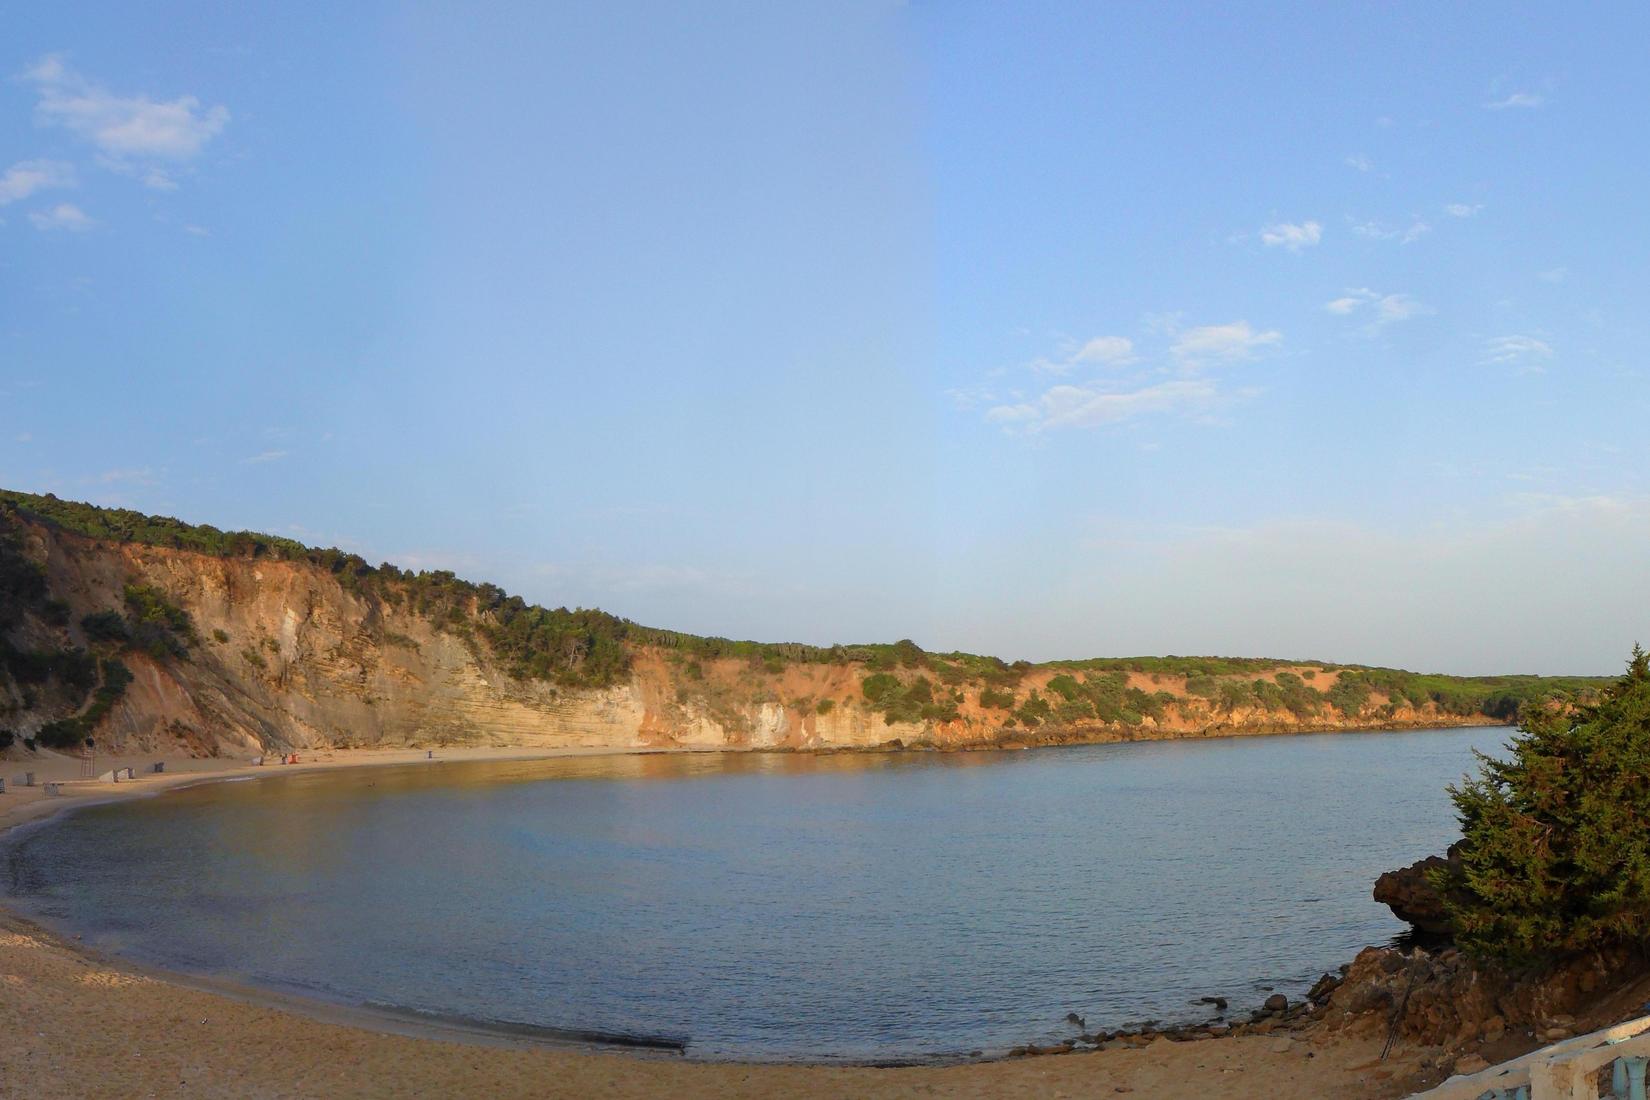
[{"x1": 1443, "y1": 645, "x2": 1650, "y2": 960}]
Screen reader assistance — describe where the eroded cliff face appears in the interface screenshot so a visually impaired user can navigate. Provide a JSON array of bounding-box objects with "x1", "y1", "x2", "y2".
[{"x1": 2, "y1": 520, "x2": 1500, "y2": 758}]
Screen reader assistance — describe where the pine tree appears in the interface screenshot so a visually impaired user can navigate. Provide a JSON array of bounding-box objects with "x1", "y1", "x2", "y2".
[{"x1": 1442, "y1": 646, "x2": 1650, "y2": 959}]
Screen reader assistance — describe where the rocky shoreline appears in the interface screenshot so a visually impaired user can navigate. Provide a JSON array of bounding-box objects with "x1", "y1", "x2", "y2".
[{"x1": 1006, "y1": 977, "x2": 1345, "y2": 1059}]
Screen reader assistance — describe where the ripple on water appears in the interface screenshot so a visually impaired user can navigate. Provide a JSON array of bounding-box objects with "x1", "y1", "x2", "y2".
[{"x1": 0, "y1": 728, "x2": 1503, "y2": 1060}]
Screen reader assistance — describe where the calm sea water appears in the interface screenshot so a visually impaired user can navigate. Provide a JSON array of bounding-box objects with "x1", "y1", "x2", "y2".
[{"x1": 1, "y1": 728, "x2": 1505, "y2": 1060}]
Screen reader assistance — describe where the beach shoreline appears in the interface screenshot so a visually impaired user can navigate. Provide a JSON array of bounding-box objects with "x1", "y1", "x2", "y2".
[{"x1": 0, "y1": 742, "x2": 1447, "y2": 1097}]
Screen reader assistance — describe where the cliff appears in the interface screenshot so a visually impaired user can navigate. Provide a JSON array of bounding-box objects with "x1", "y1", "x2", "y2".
[{"x1": 0, "y1": 491, "x2": 1603, "y2": 758}]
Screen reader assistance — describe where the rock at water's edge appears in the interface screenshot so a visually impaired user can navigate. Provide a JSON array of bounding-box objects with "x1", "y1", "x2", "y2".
[{"x1": 1373, "y1": 843, "x2": 1463, "y2": 936}]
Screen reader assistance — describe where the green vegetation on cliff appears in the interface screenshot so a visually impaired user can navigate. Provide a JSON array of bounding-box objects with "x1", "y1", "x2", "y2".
[
  {"x1": 1443, "y1": 647, "x2": 1650, "y2": 961},
  {"x1": 0, "y1": 503, "x2": 199, "y2": 745},
  {"x1": 0, "y1": 489, "x2": 1609, "y2": 725}
]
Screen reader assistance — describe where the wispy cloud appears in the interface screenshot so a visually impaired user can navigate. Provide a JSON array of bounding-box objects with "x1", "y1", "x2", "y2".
[
  {"x1": 1027, "y1": 334, "x2": 1137, "y2": 374},
  {"x1": 1070, "y1": 335, "x2": 1136, "y2": 366},
  {"x1": 0, "y1": 159, "x2": 75, "y2": 205},
  {"x1": 29, "y1": 202, "x2": 93, "y2": 232},
  {"x1": 20, "y1": 54, "x2": 229, "y2": 188},
  {"x1": 1324, "y1": 288, "x2": 1431, "y2": 331},
  {"x1": 239, "y1": 450, "x2": 289, "y2": 464},
  {"x1": 1171, "y1": 320, "x2": 1282, "y2": 365},
  {"x1": 972, "y1": 320, "x2": 1276, "y2": 433},
  {"x1": 1482, "y1": 335, "x2": 1553, "y2": 372},
  {"x1": 1260, "y1": 220, "x2": 1322, "y2": 251},
  {"x1": 1344, "y1": 154, "x2": 1373, "y2": 173},
  {"x1": 1485, "y1": 91, "x2": 1544, "y2": 110},
  {"x1": 945, "y1": 384, "x2": 999, "y2": 411},
  {"x1": 987, "y1": 379, "x2": 1220, "y2": 433},
  {"x1": 1444, "y1": 202, "x2": 1483, "y2": 218},
  {"x1": 1352, "y1": 218, "x2": 1430, "y2": 244}
]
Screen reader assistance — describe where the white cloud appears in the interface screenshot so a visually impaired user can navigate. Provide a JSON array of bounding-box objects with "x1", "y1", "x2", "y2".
[
  {"x1": 1324, "y1": 288, "x2": 1431, "y2": 328},
  {"x1": 946, "y1": 385, "x2": 997, "y2": 410},
  {"x1": 29, "y1": 202, "x2": 93, "y2": 232},
  {"x1": 1352, "y1": 218, "x2": 1430, "y2": 244},
  {"x1": 1027, "y1": 334, "x2": 1137, "y2": 374},
  {"x1": 1344, "y1": 154, "x2": 1373, "y2": 172},
  {"x1": 183, "y1": 223, "x2": 210, "y2": 237},
  {"x1": 1485, "y1": 92, "x2": 1544, "y2": 110},
  {"x1": 21, "y1": 54, "x2": 228, "y2": 181},
  {"x1": 1071, "y1": 335, "x2": 1136, "y2": 366},
  {"x1": 984, "y1": 403, "x2": 1040, "y2": 424},
  {"x1": 1482, "y1": 335, "x2": 1553, "y2": 371},
  {"x1": 1375, "y1": 295, "x2": 1428, "y2": 323},
  {"x1": 1170, "y1": 320, "x2": 1282, "y2": 365},
  {"x1": 0, "y1": 159, "x2": 75, "y2": 205},
  {"x1": 987, "y1": 379, "x2": 1220, "y2": 433},
  {"x1": 1259, "y1": 220, "x2": 1322, "y2": 251},
  {"x1": 973, "y1": 321, "x2": 1274, "y2": 432},
  {"x1": 1444, "y1": 203, "x2": 1482, "y2": 218},
  {"x1": 1538, "y1": 266, "x2": 1568, "y2": 283},
  {"x1": 240, "y1": 449, "x2": 289, "y2": 464}
]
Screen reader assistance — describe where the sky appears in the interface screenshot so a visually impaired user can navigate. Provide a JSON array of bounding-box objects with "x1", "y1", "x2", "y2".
[{"x1": 2, "y1": 2, "x2": 1647, "y2": 676}]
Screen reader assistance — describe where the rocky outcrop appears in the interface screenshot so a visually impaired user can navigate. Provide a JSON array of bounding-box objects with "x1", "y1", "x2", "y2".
[
  {"x1": 1317, "y1": 942, "x2": 1650, "y2": 1051},
  {"x1": 1373, "y1": 843, "x2": 1464, "y2": 936}
]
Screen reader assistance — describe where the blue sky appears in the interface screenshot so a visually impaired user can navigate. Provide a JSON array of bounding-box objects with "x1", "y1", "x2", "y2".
[{"x1": 3, "y1": 2, "x2": 1647, "y2": 675}]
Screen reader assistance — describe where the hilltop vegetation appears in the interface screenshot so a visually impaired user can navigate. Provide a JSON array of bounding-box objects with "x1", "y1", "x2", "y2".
[{"x1": 0, "y1": 488, "x2": 1607, "y2": 746}]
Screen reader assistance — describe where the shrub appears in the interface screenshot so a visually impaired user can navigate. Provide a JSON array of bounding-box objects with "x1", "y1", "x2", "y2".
[
  {"x1": 0, "y1": 728, "x2": 12, "y2": 750},
  {"x1": 861, "y1": 672, "x2": 901, "y2": 705},
  {"x1": 1015, "y1": 693, "x2": 1052, "y2": 728},
  {"x1": 212, "y1": 628, "x2": 231, "y2": 644},
  {"x1": 1184, "y1": 675, "x2": 1221, "y2": 699},
  {"x1": 1047, "y1": 674, "x2": 1083, "y2": 702},
  {"x1": 36, "y1": 718, "x2": 85, "y2": 749},
  {"x1": 979, "y1": 687, "x2": 1016, "y2": 710},
  {"x1": 1442, "y1": 647, "x2": 1650, "y2": 960},
  {"x1": 1328, "y1": 676, "x2": 1372, "y2": 716},
  {"x1": 892, "y1": 638, "x2": 926, "y2": 668},
  {"x1": 1056, "y1": 698, "x2": 1095, "y2": 723},
  {"x1": 815, "y1": 698, "x2": 835, "y2": 715},
  {"x1": 123, "y1": 583, "x2": 196, "y2": 660},
  {"x1": 861, "y1": 673, "x2": 941, "y2": 724},
  {"x1": 82, "y1": 610, "x2": 130, "y2": 644}
]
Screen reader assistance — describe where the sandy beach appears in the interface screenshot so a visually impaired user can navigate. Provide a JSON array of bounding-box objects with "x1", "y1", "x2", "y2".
[{"x1": 0, "y1": 746, "x2": 1443, "y2": 1098}]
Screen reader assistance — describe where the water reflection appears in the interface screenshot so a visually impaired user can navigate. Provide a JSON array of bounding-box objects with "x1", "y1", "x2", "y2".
[{"x1": 3, "y1": 731, "x2": 1503, "y2": 1060}]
